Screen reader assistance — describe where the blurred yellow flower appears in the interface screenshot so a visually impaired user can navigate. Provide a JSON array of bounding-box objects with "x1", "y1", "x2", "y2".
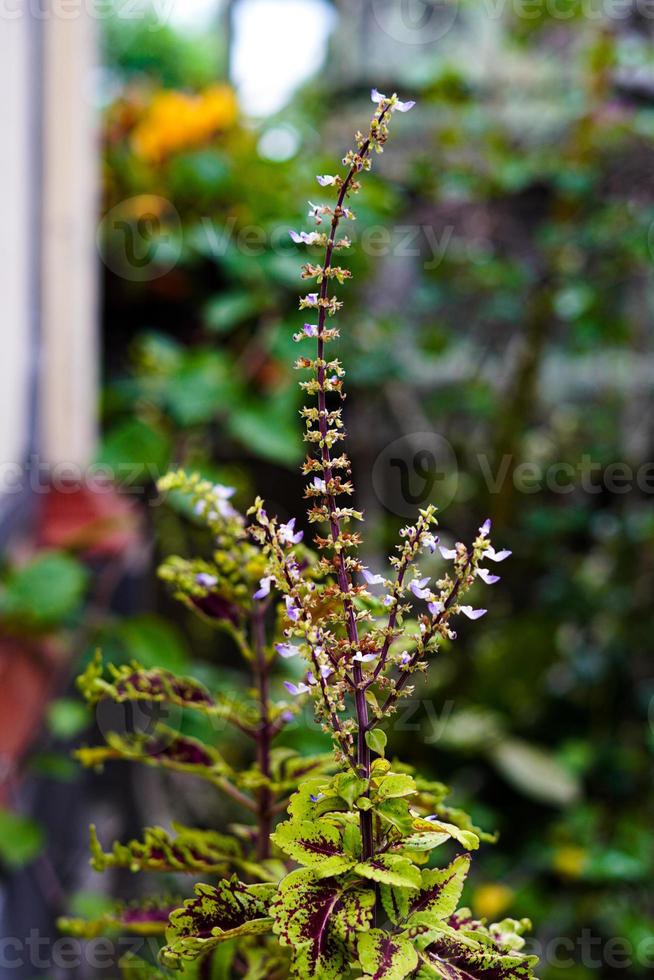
[
  {"x1": 132, "y1": 85, "x2": 238, "y2": 162},
  {"x1": 552, "y1": 845, "x2": 587, "y2": 878},
  {"x1": 473, "y1": 883, "x2": 514, "y2": 921}
]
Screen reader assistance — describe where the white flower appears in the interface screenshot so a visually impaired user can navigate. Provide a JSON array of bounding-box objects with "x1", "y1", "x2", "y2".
[
  {"x1": 439, "y1": 545, "x2": 458, "y2": 560},
  {"x1": 195, "y1": 573, "x2": 217, "y2": 589},
  {"x1": 362, "y1": 567, "x2": 385, "y2": 586},
  {"x1": 353, "y1": 652, "x2": 378, "y2": 663},
  {"x1": 371, "y1": 89, "x2": 416, "y2": 112},
  {"x1": 479, "y1": 518, "x2": 491, "y2": 537},
  {"x1": 409, "y1": 576, "x2": 431, "y2": 600},
  {"x1": 477, "y1": 568, "x2": 500, "y2": 585},
  {"x1": 289, "y1": 230, "x2": 321, "y2": 245},
  {"x1": 316, "y1": 174, "x2": 337, "y2": 186},
  {"x1": 312, "y1": 476, "x2": 327, "y2": 493},
  {"x1": 485, "y1": 546, "x2": 512, "y2": 563},
  {"x1": 459, "y1": 605, "x2": 487, "y2": 620}
]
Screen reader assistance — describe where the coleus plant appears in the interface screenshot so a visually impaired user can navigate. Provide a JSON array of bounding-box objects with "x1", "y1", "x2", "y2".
[{"x1": 61, "y1": 91, "x2": 538, "y2": 979}]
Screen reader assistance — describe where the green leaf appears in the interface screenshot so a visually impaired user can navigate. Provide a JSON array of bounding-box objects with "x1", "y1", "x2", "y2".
[
  {"x1": 203, "y1": 291, "x2": 262, "y2": 333},
  {"x1": 166, "y1": 350, "x2": 239, "y2": 425},
  {"x1": 227, "y1": 396, "x2": 302, "y2": 466},
  {"x1": 365, "y1": 729, "x2": 387, "y2": 757},
  {"x1": 379, "y1": 884, "x2": 411, "y2": 927},
  {"x1": 271, "y1": 819, "x2": 355, "y2": 877},
  {"x1": 272, "y1": 868, "x2": 375, "y2": 979},
  {"x1": 402, "y1": 820, "x2": 479, "y2": 852},
  {"x1": 0, "y1": 552, "x2": 88, "y2": 629},
  {"x1": 407, "y1": 855, "x2": 471, "y2": 928},
  {"x1": 59, "y1": 898, "x2": 176, "y2": 938},
  {"x1": 160, "y1": 878, "x2": 274, "y2": 968},
  {"x1": 114, "y1": 615, "x2": 189, "y2": 672},
  {"x1": 0, "y1": 809, "x2": 44, "y2": 868},
  {"x1": 46, "y1": 698, "x2": 89, "y2": 739},
  {"x1": 97, "y1": 418, "x2": 171, "y2": 479},
  {"x1": 376, "y1": 774, "x2": 417, "y2": 801},
  {"x1": 488, "y1": 738, "x2": 581, "y2": 808},
  {"x1": 88, "y1": 822, "x2": 249, "y2": 877},
  {"x1": 355, "y1": 854, "x2": 421, "y2": 889},
  {"x1": 358, "y1": 929, "x2": 419, "y2": 979},
  {"x1": 412, "y1": 922, "x2": 538, "y2": 979}
]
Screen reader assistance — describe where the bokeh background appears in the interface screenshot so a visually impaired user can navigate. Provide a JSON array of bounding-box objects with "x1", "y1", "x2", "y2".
[{"x1": 1, "y1": 1, "x2": 653, "y2": 977}]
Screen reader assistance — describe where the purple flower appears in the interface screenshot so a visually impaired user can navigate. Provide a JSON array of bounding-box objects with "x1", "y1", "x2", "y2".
[
  {"x1": 400, "y1": 651, "x2": 412, "y2": 666},
  {"x1": 310, "y1": 792, "x2": 324, "y2": 802},
  {"x1": 485, "y1": 546, "x2": 512, "y2": 563},
  {"x1": 362, "y1": 567, "x2": 385, "y2": 586},
  {"x1": 479, "y1": 518, "x2": 492, "y2": 537},
  {"x1": 253, "y1": 575, "x2": 274, "y2": 600},
  {"x1": 421, "y1": 532, "x2": 439, "y2": 553},
  {"x1": 312, "y1": 476, "x2": 327, "y2": 493},
  {"x1": 319, "y1": 664, "x2": 333, "y2": 678},
  {"x1": 303, "y1": 323, "x2": 318, "y2": 337},
  {"x1": 284, "y1": 680, "x2": 311, "y2": 697},
  {"x1": 316, "y1": 175, "x2": 336, "y2": 186},
  {"x1": 275, "y1": 642, "x2": 299, "y2": 659},
  {"x1": 394, "y1": 98, "x2": 416, "y2": 113},
  {"x1": 409, "y1": 577, "x2": 432, "y2": 600},
  {"x1": 439, "y1": 545, "x2": 458, "y2": 560},
  {"x1": 459, "y1": 605, "x2": 487, "y2": 620},
  {"x1": 303, "y1": 292, "x2": 319, "y2": 306},
  {"x1": 383, "y1": 595, "x2": 394, "y2": 607},
  {"x1": 428, "y1": 600, "x2": 444, "y2": 616},
  {"x1": 195, "y1": 572, "x2": 217, "y2": 589},
  {"x1": 279, "y1": 518, "x2": 304, "y2": 546},
  {"x1": 477, "y1": 568, "x2": 500, "y2": 585},
  {"x1": 285, "y1": 595, "x2": 301, "y2": 622}
]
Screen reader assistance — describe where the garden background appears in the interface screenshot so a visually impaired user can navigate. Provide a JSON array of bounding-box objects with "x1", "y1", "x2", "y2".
[{"x1": 1, "y1": 1, "x2": 653, "y2": 977}]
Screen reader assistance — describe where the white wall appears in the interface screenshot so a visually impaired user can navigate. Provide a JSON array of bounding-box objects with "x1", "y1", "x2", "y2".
[
  {"x1": 0, "y1": 14, "x2": 35, "y2": 496},
  {"x1": 0, "y1": 9, "x2": 98, "y2": 513}
]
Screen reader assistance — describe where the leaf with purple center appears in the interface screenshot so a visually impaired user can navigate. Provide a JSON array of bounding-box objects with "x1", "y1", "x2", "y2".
[
  {"x1": 159, "y1": 877, "x2": 275, "y2": 969},
  {"x1": 271, "y1": 819, "x2": 356, "y2": 877},
  {"x1": 272, "y1": 868, "x2": 375, "y2": 979}
]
